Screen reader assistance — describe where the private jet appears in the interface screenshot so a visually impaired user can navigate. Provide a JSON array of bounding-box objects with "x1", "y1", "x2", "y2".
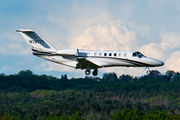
[{"x1": 16, "y1": 29, "x2": 164, "y2": 76}]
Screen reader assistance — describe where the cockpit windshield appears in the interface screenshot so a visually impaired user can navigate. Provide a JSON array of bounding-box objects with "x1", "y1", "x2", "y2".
[{"x1": 132, "y1": 52, "x2": 146, "y2": 58}]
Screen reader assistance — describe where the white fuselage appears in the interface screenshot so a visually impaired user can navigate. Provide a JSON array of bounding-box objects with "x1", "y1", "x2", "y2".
[{"x1": 34, "y1": 49, "x2": 164, "y2": 69}]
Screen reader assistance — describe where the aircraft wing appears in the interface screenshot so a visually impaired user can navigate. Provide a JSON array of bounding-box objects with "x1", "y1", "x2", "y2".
[{"x1": 76, "y1": 58, "x2": 100, "y2": 69}]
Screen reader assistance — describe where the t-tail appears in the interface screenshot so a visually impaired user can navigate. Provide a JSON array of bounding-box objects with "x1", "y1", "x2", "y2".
[{"x1": 16, "y1": 29, "x2": 57, "y2": 53}]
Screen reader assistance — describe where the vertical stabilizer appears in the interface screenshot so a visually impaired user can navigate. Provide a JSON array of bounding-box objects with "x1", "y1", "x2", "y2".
[{"x1": 16, "y1": 29, "x2": 57, "y2": 53}]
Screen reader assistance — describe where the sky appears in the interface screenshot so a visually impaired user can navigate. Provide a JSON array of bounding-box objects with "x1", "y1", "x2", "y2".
[{"x1": 0, "y1": 0, "x2": 180, "y2": 78}]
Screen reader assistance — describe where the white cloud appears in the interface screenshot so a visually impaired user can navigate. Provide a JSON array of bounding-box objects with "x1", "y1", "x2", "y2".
[
  {"x1": 69, "y1": 20, "x2": 136, "y2": 51},
  {"x1": 127, "y1": 21, "x2": 151, "y2": 43},
  {"x1": 0, "y1": 42, "x2": 31, "y2": 55},
  {"x1": 166, "y1": 51, "x2": 180, "y2": 72},
  {"x1": 0, "y1": 65, "x2": 13, "y2": 72},
  {"x1": 0, "y1": 33, "x2": 32, "y2": 55},
  {"x1": 160, "y1": 32, "x2": 180, "y2": 50},
  {"x1": 138, "y1": 31, "x2": 180, "y2": 74},
  {"x1": 138, "y1": 43, "x2": 164, "y2": 60}
]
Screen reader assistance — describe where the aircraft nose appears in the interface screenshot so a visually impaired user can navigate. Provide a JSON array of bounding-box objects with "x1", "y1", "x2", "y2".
[
  {"x1": 155, "y1": 60, "x2": 164, "y2": 66},
  {"x1": 159, "y1": 61, "x2": 164, "y2": 66}
]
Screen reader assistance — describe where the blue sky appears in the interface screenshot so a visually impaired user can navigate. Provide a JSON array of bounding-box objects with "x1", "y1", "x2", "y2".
[{"x1": 1, "y1": 0, "x2": 180, "y2": 78}]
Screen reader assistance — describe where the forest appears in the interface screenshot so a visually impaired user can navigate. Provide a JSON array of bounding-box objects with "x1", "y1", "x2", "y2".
[{"x1": 0, "y1": 70, "x2": 180, "y2": 119}]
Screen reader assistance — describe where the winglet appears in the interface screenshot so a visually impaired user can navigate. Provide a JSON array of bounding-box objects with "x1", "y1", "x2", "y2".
[{"x1": 16, "y1": 29, "x2": 34, "y2": 32}]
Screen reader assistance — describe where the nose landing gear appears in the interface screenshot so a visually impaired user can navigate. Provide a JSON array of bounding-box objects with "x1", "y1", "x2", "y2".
[
  {"x1": 146, "y1": 70, "x2": 151, "y2": 75},
  {"x1": 145, "y1": 67, "x2": 151, "y2": 75}
]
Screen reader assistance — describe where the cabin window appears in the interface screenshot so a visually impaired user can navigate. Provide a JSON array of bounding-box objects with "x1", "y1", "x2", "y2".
[
  {"x1": 124, "y1": 53, "x2": 127, "y2": 57},
  {"x1": 99, "y1": 53, "x2": 102, "y2": 56},
  {"x1": 109, "y1": 53, "x2": 112, "y2": 56},
  {"x1": 119, "y1": 53, "x2": 121, "y2": 57},
  {"x1": 104, "y1": 53, "x2": 107, "y2": 56},
  {"x1": 94, "y1": 53, "x2": 97, "y2": 56},
  {"x1": 114, "y1": 53, "x2": 117, "y2": 56}
]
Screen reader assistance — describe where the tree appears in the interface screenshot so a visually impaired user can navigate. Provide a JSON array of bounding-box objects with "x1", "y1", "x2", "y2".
[
  {"x1": 124, "y1": 100, "x2": 133, "y2": 110},
  {"x1": 119, "y1": 74, "x2": 133, "y2": 82},
  {"x1": 0, "y1": 73, "x2": 5, "y2": 76},
  {"x1": 61, "y1": 75, "x2": 64, "y2": 79},
  {"x1": 71, "y1": 111, "x2": 85, "y2": 120},
  {"x1": 103, "y1": 73, "x2": 117, "y2": 82},
  {"x1": 149, "y1": 70, "x2": 161, "y2": 77},
  {"x1": 64, "y1": 74, "x2": 68, "y2": 80},
  {"x1": 0, "y1": 113, "x2": 14, "y2": 120},
  {"x1": 42, "y1": 114, "x2": 70, "y2": 120},
  {"x1": 86, "y1": 114, "x2": 102, "y2": 120},
  {"x1": 166, "y1": 70, "x2": 175, "y2": 77},
  {"x1": 17, "y1": 70, "x2": 33, "y2": 77}
]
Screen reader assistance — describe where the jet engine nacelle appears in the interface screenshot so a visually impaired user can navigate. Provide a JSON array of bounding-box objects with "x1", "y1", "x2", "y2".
[{"x1": 56, "y1": 49, "x2": 79, "y2": 55}]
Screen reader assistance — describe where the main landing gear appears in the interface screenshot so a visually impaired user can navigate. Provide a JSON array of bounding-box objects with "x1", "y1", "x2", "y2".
[
  {"x1": 92, "y1": 69, "x2": 98, "y2": 76},
  {"x1": 85, "y1": 69, "x2": 98, "y2": 76},
  {"x1": 85, "y1": 69, "x2": 91, "y2": 75}
]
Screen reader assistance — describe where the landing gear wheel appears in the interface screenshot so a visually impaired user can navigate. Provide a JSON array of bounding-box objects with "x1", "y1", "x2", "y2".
[
  {"x1": 92, "y1": 69, "x2": 98, "y2": 76},
  {"x1": 146, "y1": 70, "x2": 151, "y2": 75},
  {"x1": 85, "y1": 70, "x2": 91, "y2": 75}
]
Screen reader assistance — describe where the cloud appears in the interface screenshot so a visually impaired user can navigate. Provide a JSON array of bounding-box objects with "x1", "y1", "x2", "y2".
[
  {"x1": 138, "y1": 43, "x2": 164, "y2": 60},
  {"x1": 0, "y1": 65, "x2": 13, "y2": 72},
  {"x1": 138, "y1": 31, "x2": 180, "y2": 73},
  {"x1": 127, "y1": 21, "x2": 151, "y2": 44},
  {"x1": 166, "y1": 51, "x2": 180, "y2": 72},
  {"x1": 0, "y1": 32, "x2": 32, "y2": 55},
  {"x1": 69, "y1": 20, "x2": 137, "y2": 51},
  {"x1": 45, "y1": 3, "x2": 111, "y2": 50},
  {"x1": 0, "y1": 41, "x2": 31, "y2": 55},
  {"x1": 160, "y1": 32, "x2": 180, "y2": 50}
]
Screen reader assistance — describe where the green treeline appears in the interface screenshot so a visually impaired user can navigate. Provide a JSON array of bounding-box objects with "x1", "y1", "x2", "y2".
[
  {"x1": 1, "y1": 109, "x2": 180, "y2": 120},
  {"x1": 0, "y1": 70, "x2": 180, "y2": 119}
]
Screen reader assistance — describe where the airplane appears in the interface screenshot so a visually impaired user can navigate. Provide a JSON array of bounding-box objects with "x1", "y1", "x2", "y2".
[{"x1": 16, "y1": 29, "x2": 164, "y2": 76}]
